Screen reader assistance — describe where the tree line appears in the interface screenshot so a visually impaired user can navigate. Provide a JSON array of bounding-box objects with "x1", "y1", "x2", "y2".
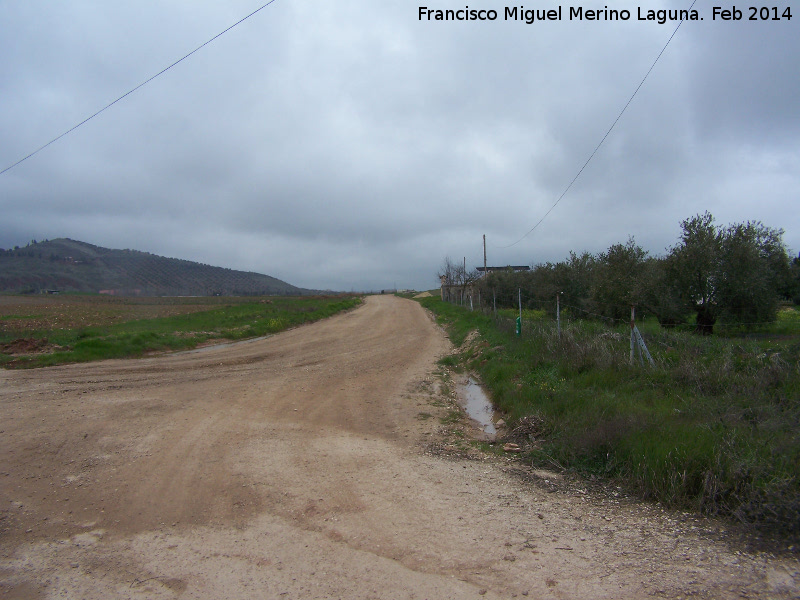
[{"x1": 440, "y1": 213, "x2": 800, "y2": 334}]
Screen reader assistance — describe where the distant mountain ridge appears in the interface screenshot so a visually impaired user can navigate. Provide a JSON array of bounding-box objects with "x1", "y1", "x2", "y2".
[{"x1": 0, "y1": 238, "x2": 310, "y2": 296}]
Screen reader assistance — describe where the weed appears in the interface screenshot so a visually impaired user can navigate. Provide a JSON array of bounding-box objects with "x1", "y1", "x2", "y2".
[
  {"x1": 440, "y1": 408, "x2": 462, "y2": 426},
  {"x1": 437, "y1": 354, "x2": 461, "y2": 370}
]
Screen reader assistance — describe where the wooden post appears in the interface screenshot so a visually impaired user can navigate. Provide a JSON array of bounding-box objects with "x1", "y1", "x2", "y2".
[
  {"x1": 630, "y1": 306, "x2": 635, "y2": 364},
  {"x1": 557, "y1": 292, "x2": 561, "y2": 340}
]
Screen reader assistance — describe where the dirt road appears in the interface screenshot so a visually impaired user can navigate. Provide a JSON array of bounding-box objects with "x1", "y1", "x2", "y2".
[{"x1": 1, "y1": 295, "x2": 798, "y2": 599}]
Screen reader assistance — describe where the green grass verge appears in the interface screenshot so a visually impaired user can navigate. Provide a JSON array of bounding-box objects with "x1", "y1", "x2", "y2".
[
  {"x1": 1, "y1": 296, "x2": 362, "y2": 368},
  {"x1": 417, "y1": 296, "x2": 800, "y2": 539}
]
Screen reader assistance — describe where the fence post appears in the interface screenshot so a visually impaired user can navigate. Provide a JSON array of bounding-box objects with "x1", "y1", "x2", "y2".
[
  {"x1": 630, "y1": 306, "x2": 654, "y2": 366},
  {"x1": 557, "y1": 292, "x2": 562, "y2": 340}
]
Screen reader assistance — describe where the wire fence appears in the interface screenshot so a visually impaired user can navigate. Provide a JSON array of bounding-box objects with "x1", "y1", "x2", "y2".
[{"x1": 439, "y1": 285, "x2": 800, "y2": 338}]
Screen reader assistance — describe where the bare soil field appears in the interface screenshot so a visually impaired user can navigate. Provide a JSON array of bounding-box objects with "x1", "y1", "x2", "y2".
[
  {"x1": 1, "y1": 295, "x2": 798, "y2": 599},
  {"x1": 0, "y1": 295, "x2": 234, "y2": 333}
]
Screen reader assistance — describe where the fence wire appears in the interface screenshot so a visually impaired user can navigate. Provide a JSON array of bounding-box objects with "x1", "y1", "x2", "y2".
[{"x1": 438, "y1": 285, "x2": 800, "y2": 333}]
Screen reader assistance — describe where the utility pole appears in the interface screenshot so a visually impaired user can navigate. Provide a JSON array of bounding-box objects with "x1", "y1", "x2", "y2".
[
  {"x1": 463, "y1": 256, "x2": 467, "y2": 307},
  {"x1": 483, "y1": 234, "x2": 487, "y2": 278}
]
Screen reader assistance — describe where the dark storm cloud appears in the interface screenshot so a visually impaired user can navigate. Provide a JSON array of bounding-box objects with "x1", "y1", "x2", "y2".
[
  {"x1": 681, "y1": 12, "x2": 800, "y2": 144},
  {"x1": 1, "y1": 1, "x2": 797, "y2": 291}
]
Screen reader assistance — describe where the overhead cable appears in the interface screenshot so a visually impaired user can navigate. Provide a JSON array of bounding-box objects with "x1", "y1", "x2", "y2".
[
  {"x1": 0, "y1": 0, "x2": 281, "y2": 177},
  {"x1": 498, "y1": 0, "x2": 699, "y2": 249}
]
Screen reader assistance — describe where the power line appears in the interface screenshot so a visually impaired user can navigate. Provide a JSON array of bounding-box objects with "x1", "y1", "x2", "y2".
[
  {"x1": 498, "y1": 0, "x2": 698, "y2": 249},
  {"x1": 0, "y1": 0, "x2": 281, "y2": 177}
]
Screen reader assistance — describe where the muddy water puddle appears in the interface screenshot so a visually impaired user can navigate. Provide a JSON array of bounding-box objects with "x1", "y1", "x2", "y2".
[
  {"x1": 178, "y1": 336, "x2": 270, "y2": 354},
  {"x1": 460, "y1": 376, "x2": 497, "y2": 438}
]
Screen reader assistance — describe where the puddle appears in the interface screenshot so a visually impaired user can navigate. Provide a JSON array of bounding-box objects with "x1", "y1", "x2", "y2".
[
  {"x1": 461, "y1": 376, "x2": 496, "y2": 437},
  {"x1": 177, "y1": 336, "x2": 270, "y2": 355}
]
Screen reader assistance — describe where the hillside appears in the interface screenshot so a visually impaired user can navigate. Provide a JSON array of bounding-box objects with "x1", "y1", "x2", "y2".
[{"x1": 0, "y1": 239, "x2": 310, "y2": 296}]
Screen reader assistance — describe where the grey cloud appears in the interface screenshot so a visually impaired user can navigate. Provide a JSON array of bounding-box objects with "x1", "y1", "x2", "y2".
[{"x1": 1, "y1": 1, "x2": 797, "y2": 291}]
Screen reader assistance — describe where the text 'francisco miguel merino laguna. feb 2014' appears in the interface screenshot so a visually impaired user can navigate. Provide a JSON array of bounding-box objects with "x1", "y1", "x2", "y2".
[{"x1": 418, "y1": 6, "x2": 794, "y2": 24}]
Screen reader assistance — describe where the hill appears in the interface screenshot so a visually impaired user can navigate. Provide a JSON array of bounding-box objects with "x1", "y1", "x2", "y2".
[{"x1": 0, "y1": 239, "x2": 310, "y2": 296}]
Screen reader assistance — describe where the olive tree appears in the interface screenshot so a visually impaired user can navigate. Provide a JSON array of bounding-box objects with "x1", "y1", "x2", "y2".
[
  {"x1": 666, "y1": 212, "x2": 721, "y2": 333},
  {"x1": 590, "y1": 237, "x2": 649, "y2": 321},
  {"x1": 716, "y1": 221, "x2": 790, "y2": 326},
  {"x1": 667, "y1": 213, "x2": 790, "y2": 333}
]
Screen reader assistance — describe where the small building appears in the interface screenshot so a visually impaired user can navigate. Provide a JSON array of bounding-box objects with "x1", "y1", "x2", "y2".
[
  {"x1": 476, "y1": 266, "x2": 531, "y2": 275},
  {"x1": 440, "y1": 275, "x2": 476, "y2": 304}
]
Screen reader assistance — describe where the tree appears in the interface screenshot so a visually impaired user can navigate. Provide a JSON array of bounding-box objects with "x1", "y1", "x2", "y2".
[
  {"x1": 563, "y1": 251, "x2": 596, "y2": 312},
  {"x1": 437, "y1": 256, "x2": 480, "y2": 303},
  {"x1": 641, "y1": 257, "x2": 686, "y2": 327},
  {"x1": 667, "y1": 213, "x2": 791, "y2": 333},
  {"x1": 477, "y1": 266, "x2": 524, "y2": 309},
  {"x1": 437, "y1": 256, "x2": 459, "y2": 291},
  {"x1": 591, "y1": 237, "x2": 649, "y2": 321},
  {"x1": 523, "y1": 253, "x2": 597, "y2": 317},
  {"x1": 666, "y1": 212, "x2": 721, "y2": 333},
  {"x1": 715, "y1": 221, "x2": 789, "y2": 326},
  {"x1": 790, "y1": 255, "x2": 800, "y2": 305}
]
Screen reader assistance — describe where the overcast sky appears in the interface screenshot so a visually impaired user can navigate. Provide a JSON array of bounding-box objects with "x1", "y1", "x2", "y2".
[{"x1": 1, "y1": 1, "x2": 797, "y2": 291}]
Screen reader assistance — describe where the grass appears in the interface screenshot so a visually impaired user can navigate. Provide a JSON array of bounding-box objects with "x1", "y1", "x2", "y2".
[
  {"x1": 417, "y1": 295, "x2": 800, "y2": 541},
  {"x1": 1, "y1": 295, "x2": 362, "y2": 368},
  {"x1": 497, "y1": 308, "x2": 548, "y2": 321}
]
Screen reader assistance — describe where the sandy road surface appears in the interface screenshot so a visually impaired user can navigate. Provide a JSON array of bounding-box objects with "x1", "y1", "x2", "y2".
[{"x1": 1, "y1": 295, "x2": 798, "y2": 599}]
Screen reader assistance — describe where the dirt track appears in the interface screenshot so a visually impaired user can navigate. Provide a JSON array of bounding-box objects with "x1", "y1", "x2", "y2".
[{"x1": 1, "y1": 295, "x2": 798, "y2": 599}]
